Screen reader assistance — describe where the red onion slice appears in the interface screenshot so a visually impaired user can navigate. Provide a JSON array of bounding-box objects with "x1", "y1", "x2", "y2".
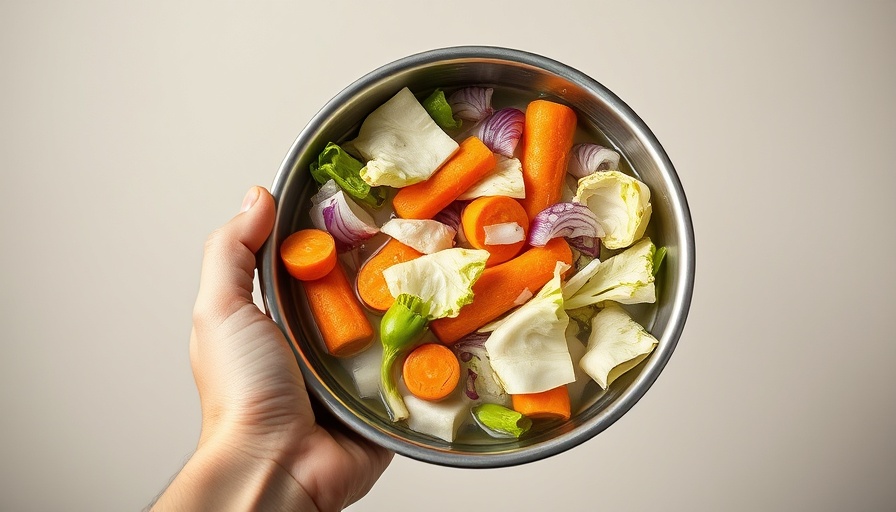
[
  {"x1": 567, "y1": 143, "x2": 621, "y2": 179},
  {"x1": 476, "y1": 108, "x2": 524, "y2": 158},
  {"x1": 447, "y1": 87, "x2": 494, "y2": 122},
  {"x1": 528, "y1": 202, "x2": 605, "y2": 257},
  {"x1": 309, "y1": 190, "x2": 379, "y2": 250}
]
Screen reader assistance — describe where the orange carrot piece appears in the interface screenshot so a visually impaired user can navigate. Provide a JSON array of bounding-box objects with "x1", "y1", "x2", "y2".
[
  {"x1": 356, "y1": 238, "x2": 424, "y2": 312},
  {"x1": 512, "y1": 385, "x2": 571, "y2": 421},
  {"x1": 280, "y1": 228, "x2": 338, "y2": 281},
  {"x1": 401, "y1": 343, "x2": 460, "y2": 401},
  {"x1": 392, "y1": 136, "x2": 496, "y2": 220},
  {"x1": 303, "y1": 263, "x2": 374, "y2": 358},
  {"x1": 519, "y1": 100, "x2": 578, "y2": 220},
  {"x1": 430, "y1": 237, "x2": 573, "y2": 345},
  {"x1": 460, "y1": 195, "x2": 529, "y2": 267}
]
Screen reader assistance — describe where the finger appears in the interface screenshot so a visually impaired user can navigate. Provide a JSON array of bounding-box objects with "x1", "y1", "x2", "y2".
[{"x1": 193, "y1": 186, "x2": 276, "y2": 328}]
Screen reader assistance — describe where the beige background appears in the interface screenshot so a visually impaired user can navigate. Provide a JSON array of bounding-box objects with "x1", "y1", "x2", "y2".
[{"x1": 2, "y1": 1, "x2": 894, "y2": 510}]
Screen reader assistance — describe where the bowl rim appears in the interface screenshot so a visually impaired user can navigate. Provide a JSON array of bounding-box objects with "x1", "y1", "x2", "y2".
[{"x1": 260, "y1": 45, "x2": 696, "y2": 468}]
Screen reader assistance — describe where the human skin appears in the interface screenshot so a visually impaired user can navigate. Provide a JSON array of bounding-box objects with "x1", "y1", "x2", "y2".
[{"x1": 151, "y1": 186, "x2": 393, "y2": 511}]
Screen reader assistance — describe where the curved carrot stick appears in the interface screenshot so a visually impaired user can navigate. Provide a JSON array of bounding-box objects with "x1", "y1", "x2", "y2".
[
  {"x1": 519, "y1": 100, "x2": 578, "y2": 220},
  {"x1": 460, "y1": 195, "x2": 529, "y2": 267},
  {"x1": 430, "y1": 237, "x2": 572, "y2": 345},
  {"x1": 303, "y1": 263, "x2": 374, "y2": 358},
  {"x1": 392, "y1": 136, "x2": 496, "y2": 220},
  {"x1": 402, "y1": 343, "x2": 460, "y2": 401}
]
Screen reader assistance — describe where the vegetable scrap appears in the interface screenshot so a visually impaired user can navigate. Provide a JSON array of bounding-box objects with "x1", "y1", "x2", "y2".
[{"x1": 279, "y1": 85, "x2": 665, "y2": 442}]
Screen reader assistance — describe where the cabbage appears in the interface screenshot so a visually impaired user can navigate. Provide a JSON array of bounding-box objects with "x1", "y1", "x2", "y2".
[
  {"x1": 349, "y1": 87, "x2": 459, "y2": 188},
  {"x1": 379, "y1": 218, "x2": 456, "y2": 254},
  {"x1": 456, "y1": 156, "x2": 525, "y2": 200},
  {"x1": 574, "y1": 170, "x2": 652, "y2": 250},
  {"x1": 382, "y1": 248, "x2": 489, "y2": 320},
  {"x1": 483, "y1": 263, "x2": 576, "y2": 394},
  {"x1": 563, "y1": 237, "x2": 656, "y2": 310},
  {"x1": 579, "y1": 303, "x2": 658, "y2": 389}
]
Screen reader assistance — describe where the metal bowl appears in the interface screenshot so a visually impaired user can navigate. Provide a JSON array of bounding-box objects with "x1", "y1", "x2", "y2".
[{"x1": 259, "y1": 46, "x2": 695, "y2": 468}]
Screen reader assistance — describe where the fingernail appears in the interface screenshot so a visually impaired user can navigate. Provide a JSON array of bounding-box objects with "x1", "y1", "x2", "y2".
[{"x1": 240, "y1": 186, "x2": 260, "y2": 212}]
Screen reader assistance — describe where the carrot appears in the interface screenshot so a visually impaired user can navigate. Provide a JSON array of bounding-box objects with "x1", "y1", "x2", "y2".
[
  {"x1": 356, "y1": 238, "x2": 424, "y2": 312},
  {"x1": 401, "y1": 343, "x2": 460, "y2": 401},
  {"x1": 460, "y1": 195, "x2": 529, "y2": 267},
  {"x1": 392, "y1": 136, "x2": 496, "y2": 219},
  {"x1": 303, "y1": 263, "x2": 374, "y2": 358},
  {"x1": 280, "y1": 228, "x2": 337, "y2": 281},
  {"x1": 511, "y1": 385, "x2": 571, "y2": 421},
  {"x1": 519, "y1": 100, "x2": 578, "y2": 220},
  {"x1": 430, "y1": 237, "x2": 573, "y2": 345}
]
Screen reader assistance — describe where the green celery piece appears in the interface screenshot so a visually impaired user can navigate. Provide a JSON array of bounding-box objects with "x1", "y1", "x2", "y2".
[
  {"x1": 422, "y1": 89, "x2": 462, "y2": 130},
  {"x1": 472, "y1": 403, "x2": 533, "y2": 439},
  {"x1": 309, "y1": 142, "x2": 386, "y2": 208},
  {"x1": 379, "y1": 294, "x2": 430, "y2": 422},
  {"x1": 652, "y1": 246, "x2": 667, "y2": 276}
]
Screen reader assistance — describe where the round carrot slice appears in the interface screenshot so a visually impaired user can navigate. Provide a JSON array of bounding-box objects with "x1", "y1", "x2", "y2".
[
  {"x1": 280, "y1": 228, "x2": 337, "y2": 281},
  {"x1": 461, "y1": 195, "x2": 529, "y2": 266},
  {"x1": 402, "y1": 343, "x2": 460, "y2": 401}
]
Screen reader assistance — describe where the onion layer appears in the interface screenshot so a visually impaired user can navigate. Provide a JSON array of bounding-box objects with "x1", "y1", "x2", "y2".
[
  {"x1": 447, "y1": 87, "x2": 494, "y2": 122},
  {"x1": 476, "y1": 108, "x2": 524, "y2": 158},
  {"x1": 528, "y1": 202, "x2": 605, "y2": 257},
  {"x1": 567, "y1": 143, "x2": 621, "y2": 179}
]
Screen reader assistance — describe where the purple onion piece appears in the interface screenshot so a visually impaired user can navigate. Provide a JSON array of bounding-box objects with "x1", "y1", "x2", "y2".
[
  {"x1": 528, "y1": 202, "x2": 605, "y2": 250},
  {"x1": 476, "y1": 108, "x2": 524, "y2": 158},
  {"x1": 432, "y1": 200, "x2": 466, "y2": 233},
  {"x1": 567, "y1": 143, "x2": 621, "y2": 179},
  {"x1": 567, "y1": 235, "x2": 602, "y2": 258},
  {"x1": 447, "y1": 87, "x2": 494, "y2": 122},
  {"x1": 453, "y1": 331, "x2": 489, "y2": 351},
  {"x1": 464, "y1": 370, "x2": 480, "y2": 400},
  {"x1": 312, "y1": 191, "x2": 379, "y2": 251}
]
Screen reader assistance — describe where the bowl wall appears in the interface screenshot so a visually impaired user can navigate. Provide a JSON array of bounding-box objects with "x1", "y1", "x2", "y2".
[{"x1": 260, "y1": 46, "x2": 694, "y2": 468}]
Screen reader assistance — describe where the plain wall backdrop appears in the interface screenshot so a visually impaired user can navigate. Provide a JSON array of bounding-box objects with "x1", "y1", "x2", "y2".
[{"x1": 1, "y1": 1, "x2": 894, "y2": 510}]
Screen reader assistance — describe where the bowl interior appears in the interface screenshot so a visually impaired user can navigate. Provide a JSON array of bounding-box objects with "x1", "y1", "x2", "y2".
[{"x1": 260, "y1": 47, "x2": 694, "y2": 468}]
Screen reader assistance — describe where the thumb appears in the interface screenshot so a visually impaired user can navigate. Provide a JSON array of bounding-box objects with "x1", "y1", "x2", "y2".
[{"x1": 193, "y1": 186, "x2": 276, "y2": 327}]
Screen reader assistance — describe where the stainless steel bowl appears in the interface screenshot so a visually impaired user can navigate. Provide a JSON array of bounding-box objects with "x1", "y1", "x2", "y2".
[{"x1": 259, "y1": 46, "x2": 695, "y2": 468}]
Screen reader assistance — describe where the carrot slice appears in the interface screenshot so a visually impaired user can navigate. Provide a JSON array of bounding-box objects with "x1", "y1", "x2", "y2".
[
  {"x1": 280, "y1": 228, "x2": 338, "y2": 281},
  {"x1": 392, "y1": 136, "x2": 496, "y2": 220},
  {"x1": 430, "y1": 237, "x2": 572, "y2": 345},
  {"x1": 519, "y1": 100, "x2": 578, "y2": 220},
  {"x1": 356, "y1": 238, "x2": 424, "y2": 312},
  {"x1": 512, "y1": 385, "x2": 571, "y2": 421},
  {"x1": 401, "y1": 343, "x2": 460, "y2": 401},
  {"x1": 303, "y1": 263, "x2": 374, "y2": 358},
  {"x1": 460, "y1": 195, "x2": 529, "y2": 267}
]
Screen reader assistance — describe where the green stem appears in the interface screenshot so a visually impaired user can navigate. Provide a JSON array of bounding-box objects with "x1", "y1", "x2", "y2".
[{"x1": 378, "y1": 294, "x2": 430, "y2": 422}]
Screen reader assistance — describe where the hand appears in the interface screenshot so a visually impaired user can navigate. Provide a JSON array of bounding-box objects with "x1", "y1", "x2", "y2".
[{"x1": 152, "y1": 186, "x2": 393, "y2": 511}]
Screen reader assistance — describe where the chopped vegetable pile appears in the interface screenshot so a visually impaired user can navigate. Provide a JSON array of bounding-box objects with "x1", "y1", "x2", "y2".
[{"x1": 282, "y1": 86, "x2": 663, "y2": 442}]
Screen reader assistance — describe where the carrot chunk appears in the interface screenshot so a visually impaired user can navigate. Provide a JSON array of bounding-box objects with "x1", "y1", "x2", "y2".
[
  {"x1": 280, "y1": 228, "x2": 337, "y2": 281},
  {"x1": 402, "y1": 343, "x2": 460, "y2": 401},
  {"x1": 356, "y1": 238, "x2": 424, "y2": 312},
  {"x1": 430, "y1": 237, "x2": 572, "y2": 345},
  {"x1": 460, "y1": 195, "x2": 529, "y2": 267},
  {"x1": 512, "y1": 385, "x2": 571, "y2": 421},
  {"x1": 392, "y1": 136, "x2": 496, "y2": 220},
  {"x1": 303, "y1": 264, "x2": 374, "y2": 358},
  {"x1": 519, "y1": 100, "x2": 578, "y2": 220}
]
